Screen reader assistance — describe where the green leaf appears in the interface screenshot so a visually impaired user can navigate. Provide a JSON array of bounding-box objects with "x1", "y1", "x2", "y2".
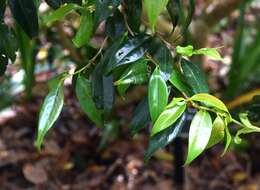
[
  {"x1": 76, "y1": 76, "x2": 103, "y2": 126},
  {"x1": 92, "y1": 63, "x2": 114, "y2": 115},
  {"x1": 105, "y1": 9, "x2": 126, "y2": 39},
  {"x1": 0, "y1": 0, "x2": 6, "y2": 19},
  {"x1": 153, "y1": 43, "x2": 174, "y2": 81},
  {"x1": 180, "y1": 59, "x2": 209, "y2": 94},
  {"x1": 45, "y1": 0, "x2": 63, "y2": 9},
  {"x1": 114, "y1": 59, "x2": 148, "y2": 85},
  {"x1": 169, "y1": 69, "x2": 193, "y2": 97},
  {"x1": 105, "y1": 34, "x2": 151, "y2": 74},
  {"x1": 193, "y1": 48, "x2": 223, "y2": 61},
  {"x1": 234, "y1": 113, "x2": 260, "y2": 144},
  {"x1": 206, "y1": 116, "x2": 225, "y2": 149},
  {"x1": 167, "y1": 0, "x2": 180, "y2": 33},
  {"x1": 0, "y1": 55, "x2": 8, "y2": 76},
  {"x1": 145, "y1": 113, "x2": 186, "y2": 163},
  {"x1": 144, "y1": 0, "x2": 169, "y2": 32},
  {"x1": 176, "y1": 45, "x2": 193, "y2": 57},
  {"x1": 222, "y1": 119, "x2": 232, "y2": 156},
  {"x1": 72, "y1": 11, "x2": 94, "y2": 47},
  {"x1": 190, "y1": 93, "x2": 229, "y2": 113},
  {"x1": 151, "y1": 98, "x2": 186, "y2": 136},
  {"x1": 185, "y1": 110, "x2": 212, "y2": 165},
  {"x1": 148, "y1": 67, "x2": 169, "y2": 124},
  {"x1": 125, "y1": 0, "x2": 142, "y2": 32},
  {"x1": 36, "y1": 80, "x2": 64, "y2": 150},
  {"x1": 8, "y1": 0, "x2": 39, "y2": 38},
  {"x1": 94, "y1": 0, "x2": 120, "y2": 29},
  {"x1": 44, "y1": 3, "x2": 81, "y2": 25},
  {"x1": 48, "y1": 72, "x2": 69, "y2": 89},
  {"x1": 0, "y1": 23, "x2": 18, "y2": 62},
  {"x1": 130, "y1": 97, "x2": 150, "y2": 135},
  {"x1": 16, "y1": 25, "x2": 35, "y2": 98}
]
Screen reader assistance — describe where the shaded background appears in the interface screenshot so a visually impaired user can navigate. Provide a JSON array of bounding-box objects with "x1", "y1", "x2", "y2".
[{"x1": 0, "y1": 0, "x2": 260, "y2": 189}]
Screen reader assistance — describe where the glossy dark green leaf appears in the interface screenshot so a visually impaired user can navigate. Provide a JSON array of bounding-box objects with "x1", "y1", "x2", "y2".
[
  {"x1": 153, "y1": 43, "x2": 174, "y2": 81},
  {"x1": 9, "y1": 0, "x2": 39, "y2": 38},
  {"x1": 125, "y1": 0, "x2": 142, "y2": 32},
  {"x1": 206, "y1": 116, "x2": 225, "y2": 149},
  {"x1": 148, "y1": 67, "x2": 169, "y2": 124},
  {"x1": 92, "y1": 63, "x2": 114, "y2": 115},
  {"x1": 76, "y1": 76, "x2": 103, "y2": 126},
  {"x1": 130, "y1": 97, "x2": 150, "y2": 135},
  {"x1": 105, "y1": 9, "x2": 126, "y2": 39},
  {"x1": 185, "y1": 110, "x2": 212, "y2": 165},
  {"x1": 0, "y1": 55, "x2": 8, "y2": 76},
  {"x1": 0, "y1": 23, "x2": 18, "y2": 62},
  {"x1": 181, "y1": 0, "x2": 194, "y2": 34},
  {"x1": 167, "y1": 0, "x2": 179, "y2": 32},
  {"x1": 36, "y1": 80, "x2": 64, "y2": 150},
  {"x1": 180, "y1": 59, "x2": 209, "y2": 94},
  {"x1": 45, "y1": 0, "x2": 63, "y2": 9},
  {"x1": 45, "y1": 0, "x2": 82, "y2": 9},
  {"x1": 105, "y1": 34, "x2": 151, "y2": 74},
  {"x1": 145, "y1": 113, "x2": 186, "y2": 163},
  {"x1": 73, "y1": 11, "x2": 94, "y2": 47},
  {"x1": 0, "y1": 0, "x2": 6, "y2": 19},
  {"x1": 92, "y1": 36, "x2": 126, "y2": 109},
  {"x1": 169, "y1": 69, "x2": 193, "y2": 97},
  {"x1": 144, "y1": 0, "x2": 169, "y2": 32},
  {"x1": 114, "y1": 59, "x2": 148, "y2": 85},
  {"x1": 151, "y1": 98, "x2": 186, "y2": 136},
  {"x1": 94, "y1": 0, "x2": 120, "y2": 29}
]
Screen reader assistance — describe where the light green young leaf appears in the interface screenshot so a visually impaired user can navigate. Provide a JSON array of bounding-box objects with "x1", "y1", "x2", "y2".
[
  {"x1": 148, "y1": 67, "x2": 169, "y2": 123},
  {"x1": 44, "y1": 3, "x2": 82, "y2": 25},
  {"x1": 206, "y1": 116, "x2": 225, "y2": 149},
  {"x1": 72, "y1": 11, "x2": 94, "y2": 47},
  {"x1": 189, "y1": 93, "x2": 229, "y2": 113},
  {"x1": 193, "y1": 48, "x2": 223, "y2": 61},
  {"x1": 176, "y1": 45, "x2": 194, "y2": 57},
  {"x1": 222, "y1": 118, "x2": 232, "y2": 156},
  {"x1": 176, "y1": 45, "x2": 223, "y2": 61},
  {"x1": 234, "y1": 113, "x2": 260, "y2": 144},
  {"x1": 36, "y1": 80, "x2": 64, "y2": 150},
  {"x1": 76, "y1": 76, "x2": 103, "y2": 126},
  {"x1": 185, "y1": 110, "x2": 212, "y2": 165},
  {"x1": 144, "y1": 0, "x2": 169, "y2": 32},
  {"x1": 151, "y1": 99, "x2": 186, "y2": 136}
]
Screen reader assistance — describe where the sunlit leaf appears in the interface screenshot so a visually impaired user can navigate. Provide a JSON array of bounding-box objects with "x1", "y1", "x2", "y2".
[
  {"x1": 148, "y1": 67, "x2": 169, "y2": 124},
  {"x1": 185, "y1": 110, "x2": 212, "y2": 165},
  {"x1": 144, "y1": 0, "x2": 169, "y2": 32},
  {"x1": 151, "y1": 98, "x2": 186, "y2": 136},
  {"x1": 145, "y1": 113, "x2": 186, "y2": 163},
  {"x1": 73, "y1": 11, "x2": 94, "y2": 47},
  {"x1": 206, "y1": 116, "x2": 225, "y2": 149},
  {"x1": 36, "y1": 80, "x2": 64, "y2": 150}
]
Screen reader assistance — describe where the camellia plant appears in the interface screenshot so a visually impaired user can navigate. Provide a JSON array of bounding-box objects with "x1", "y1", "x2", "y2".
[{"x1": 1, "y1": 0, "x2": 259, "y2": 165}]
